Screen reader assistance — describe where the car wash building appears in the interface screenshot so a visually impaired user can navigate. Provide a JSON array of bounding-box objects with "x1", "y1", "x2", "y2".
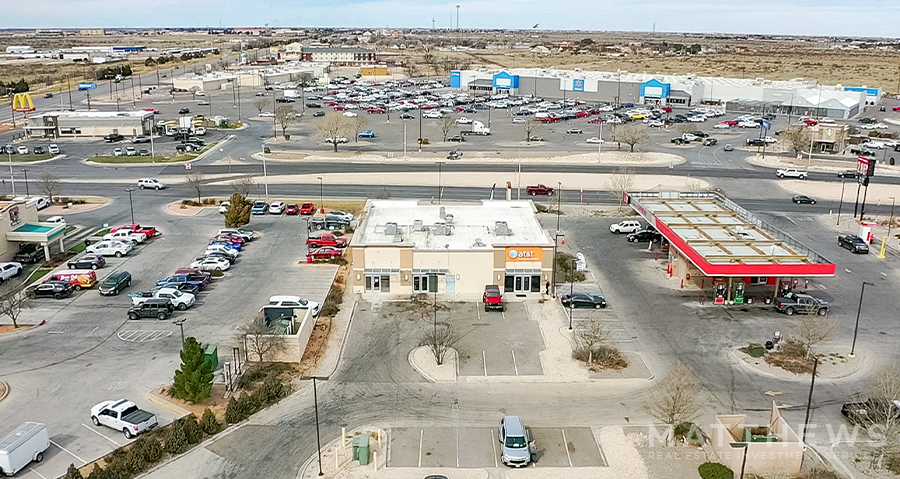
[
  {"x1": 624, "y1": 191, "x2": 835, "y2": 304},
  {"x1": 349, "y1": 200, "x2": 554, "y2": 297}
]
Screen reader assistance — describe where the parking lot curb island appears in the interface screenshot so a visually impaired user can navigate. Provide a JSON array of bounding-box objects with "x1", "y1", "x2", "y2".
[
  {"x1": 408, "y1": 346, "x2": 458, "y2": 383},
  {"x1": 146, "y1": 386, "x2": 192, "y2": 418},
  {"x1": 0, "y1": 380, "x2": 8, "y2": 402}
]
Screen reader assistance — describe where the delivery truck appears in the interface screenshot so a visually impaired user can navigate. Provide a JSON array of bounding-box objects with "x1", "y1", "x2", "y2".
[{"x1": 0, "y1": 422, "x2": 50, "y2": 476}]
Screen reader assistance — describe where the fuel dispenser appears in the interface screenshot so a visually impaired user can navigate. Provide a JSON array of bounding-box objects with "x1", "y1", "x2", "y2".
[
  {"x1": 713, "y1": 278, "x2": 727, "y2": 304},
  {"x1": 733, "y1": 281, "x2": 746, "y2": 304}
]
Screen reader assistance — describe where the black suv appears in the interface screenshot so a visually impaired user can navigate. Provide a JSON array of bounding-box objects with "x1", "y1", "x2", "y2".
[
  {"x1": 67, "y1": 254, "x2": 106, "y2": 270},
  {"x1": 99, "y1": 271, "x2": 132, "y2": 296},
  {"x1": 14, "y1": 243, "x2": 46, "y2": 264},
  {"x1": 627, "y1": 230, "x2": 662, "y2": 243},
  {"x1": 178, "y1": 107, "x2": 190, "y2": 114},
  {"x1": 104, "y1": 133, "x2": 125, "y2": 143},
  {"x1": 838, "y1": 234, "x2": 869, "y2": 254},
  {"x1": 27, "y1": 280, "x2": 74, "y2": 299},
  {"x1": 128, "y1": 299, "x2": 174, "y2": 320}
]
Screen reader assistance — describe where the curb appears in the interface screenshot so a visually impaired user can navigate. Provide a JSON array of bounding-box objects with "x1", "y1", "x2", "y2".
[
  {"x1": 407, "y1": 346, "x2": 458, "y2": 383},
  {"x1": 83, "y1": 135, "x2": 232, "y2": 168},
  {"x1": 6, "y1": 154, "x2": 67, "y2": 165},
  {"x1": 145, "y1": 387, "x2": 192, "y2": 417},
  {"x1": 0, "y1": 380, "x2": 8, "y2": 402},
  {"x1": 728, "y1": 348, "x2": 867, "y2": 382}
]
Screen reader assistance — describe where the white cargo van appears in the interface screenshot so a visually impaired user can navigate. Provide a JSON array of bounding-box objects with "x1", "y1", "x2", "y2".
[{"x1": 0, "y1": 422, "x2": 50, "y2": 475}]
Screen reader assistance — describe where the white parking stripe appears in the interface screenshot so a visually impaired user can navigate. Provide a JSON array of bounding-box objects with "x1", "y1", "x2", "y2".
[
  {"x1": 49, "y1": 440, "x2": 86, "y2": 464},
  {"x1": 81, "y1": 423, "x2": 122, "y2": 447},
  {"x1": 511, "y1": 350, "x2": 519, "y2": 376},
  {"x1": 417, "y1": 429, "x2": 423, "y2": 467},
  {"x1": 28, "y1": 466, "x2": 48, "y2": 479},
  {"x1": 482, "y1": 350, "x2": 487, "y2": 376},
  {"x1": 561, "y1": 429, "x2": 572, "y2": 467},
  {"x1": 456, "y1": 428, "x2": 459, "y2": 468},
  {"x1": 490, "y1": 429, "x2": 498, "y2": 468}
]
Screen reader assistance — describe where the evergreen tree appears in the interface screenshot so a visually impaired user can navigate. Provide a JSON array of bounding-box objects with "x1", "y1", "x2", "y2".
[
  {"x1": 64, "y1": 464, "x2": 84, "y2": 479},
  {"x1": 224, "y1": 193, "x2": 252, "y2": 228},
  {"x1": 171, "y1": 337, "x2": 213, "y2": 403}
]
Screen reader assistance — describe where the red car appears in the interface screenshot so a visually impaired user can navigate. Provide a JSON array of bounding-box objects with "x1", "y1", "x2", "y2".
[
  {"x1": 420, "y1": 105, "x2": 434, "y2": 110},
  {"x1": 367, "y1": 108, "x2": 385, "y2": 114},
  {"x1": 285, "y1": 204, "x2": 300, "y2": 215},
  {"x1": 111, "y1": 223, "x2": 158, "y2": 238},
  {"x1": 323, "y1": 101, "x2": 337, "y2": 106},
  {"x1": 455, "y1": 106, "x2": 466, "y2": 111},
  {"x1": 307, "y1": 247, "x2": 343, "y2": 260},
  {"x1": 307, "y1": 233, "x2": 348, "y2": 248},
  {"x1": 333, "y1": 105, "x2": 345, "y2": 111},
  {"x1": 300, "y1": 202, "x2": 316, "y2": 215},
  {"x1": 214, "y1": 234, "x2": 245, "y2": 245},
  {"x1": 661, "y1": 107, "x2": 673, "y2": 113},
  {"x1": 588, "y1": 118, "x2": 604, "y2": 124},
  {"x1": 143, "y1": 108, "x2": 160, "y2": 114},
  {"x1": 526, "y1": 184, "x2": 554, "y2": 196},
  {"x1": 575, "y1": 111, "x2": 588, "y2": 118},
  {"x1": 893, "y1": 106, "x2": 900, "y2": 112},
  {"x1": 723, "y1": 120, "x2": 738, "y2": 126},
  {"x1": 803, "y1": 119, "x2": 818, "y2": 126}
]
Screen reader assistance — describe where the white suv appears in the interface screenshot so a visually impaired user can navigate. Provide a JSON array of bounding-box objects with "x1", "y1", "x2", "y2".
[
  {"x1": 609, "y1": 220, "x2": 642, "y2": 234},
  {"x1": 266, "y1": 295, "x2": 321, "y2": 317},
  {"x1": 137, "y1": 178, "x2": 166, "y2": 190}
]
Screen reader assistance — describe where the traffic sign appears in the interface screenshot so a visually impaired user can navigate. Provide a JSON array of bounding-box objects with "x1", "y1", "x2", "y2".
[
  {"x1": 185, "y1": 162, "x2": 192, "y2": 170},
  {"x1": 77, "y1": 82, "x2": 97, "y2": 91}
]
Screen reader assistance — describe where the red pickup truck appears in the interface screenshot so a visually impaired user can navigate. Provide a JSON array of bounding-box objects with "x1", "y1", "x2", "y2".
[
  {"x1": 111, "y1": 223, "x2": 159, "y2": 238},
  {"x1": 526, "y1": 184, "x2": 554, "y2": 196},
  {"x1": 483, "y1": 285, "x2": 504, "y2": 312},
  {"x1": 306, "y1": 233, "x2": 347, "y2": 248}
]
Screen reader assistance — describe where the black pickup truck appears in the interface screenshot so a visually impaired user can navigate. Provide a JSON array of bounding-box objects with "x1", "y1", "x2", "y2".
[
  {"x1": 14, "y1": 243, "x2": 45, "y2": 264},
  {"x1": 774, "y1": 292, "x2": 828, "y2": 316},
  {"x1": 309, "y1": 217, "x2": 349, "y2": 231},
  {"x1": 841, "y1": 399, "x2": 900, "y2": 425}
]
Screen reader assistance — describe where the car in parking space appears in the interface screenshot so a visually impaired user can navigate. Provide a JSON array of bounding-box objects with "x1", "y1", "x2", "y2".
[
  {"x1": 645, "y1": 119, "x2": 664, "y2": 127},
  {"x1": 210, "y1": 238, "x2": 242, "y2": 251},
  {"x1": 512, "y1": 117, "x2": 526, "y2": 124},
  {"x1": 143, "y1": 108, "x2": 160, "y2": 114},
  {"x1": 33, "y1": 146, "x2": 44, "y2": 154},
  {"x1": 14, "y1": 145, "x2": 30, "y2": 155},
  {"x1": 218, "y1": 228, "x2": 254, "y2": 241},
  {"x1": 113, "y1": 148, "x2": 124, "y2": 156},
  {"x1": 566, "y1": 128, "x2": 583, "y2": 134},
  {"x1": 266, "y1": 295, "x2": 321, "y2": 316},
  {"x1": 251, "y1": 201, "x2": 269, "y2": 215},
  {"x1": 85, "y1": 240, "x2": 133, "y2": 257},
  {"x1": 527, "y1": 136, "x2": 543, "y2": 142},
  {"x1": 792, "y1": 195, "x2": 816, "y2": 204},
  {"x1": 285, "y1": 204, "x2": 300, "y2": 215},
  {"x1": 342, "y1": 111, "x2": 358, "y2": 117},
  {"x1": 98, "y1": 271, "x2": 132, "y2": 296},
  {"x1": 299, "y1": 203, "x2": 316, "y2": 215},
  {"x1": 455, "y1": 117, "x2": 473, "y2": 124},
  {"x1": 358, "y1": 130, "x2": 376, "y2": 138},
  {"x1": 132, "y1": 135, "x2": 150, "y2": 143},
  {"x1": 738, "y1": 120, "x2": 759, "y2": 128},
  {"x1": 268, "y1": 201, "x2": 286, "y2": 214},
  {"x1": 48, "y1": 144, "x2": 59, "y2": 154},
  {"x1": 67, "y1": 254, "x2": 106, "y2": 270},
  {"x1": 128, "y1": 299, "x2": 174, "y2": 320},
  {"x1": 190, "y1": 257, "x2": 231, "y2": 272},
  {"x1": 837, "y1": 170, "x2": 859, "y2": 179},
  {"x1": 609, "y1": 220, "x2": 642, "y2": 234},
  {"x1": 724, "y1": 144, "x2": 734, "y2": 151},
  {"x1": 0, "y1": 261, "x2": 23, "y2": 282},
  {"x1": 325, "y1": 210, "x2": 354, "y2": 223},
  {"x1": 423, "y1": 111, "x2": 443, "y2": 119},
  {"x1": 713, "y1": 122, "x2": 731, "y2": 129},
  {"x1": 218, "y1": 201, "x2": 230, "y2": 214},
  {"x1": 585, "y1": 137, "x2": 604, "y2": 144},
  {"x1": 560, "y1": 292, "x2": 607, "y2": 309},
  {"x1": 399, "y1": 113, "x2": 415, "y2": 120},
  {"x1": 308, "y1": 247, "x2": 344, "y2": 260},
  {"x1": 260, "y1": 111, "x2": 276, "y2": 117},
  {"x1": 104, "y1": 230, "x2": 147, "y2": 244},
  {"x1": 125, "y1": 146, "x2": 137, "y2": 156},
  {"x1": 198, "y1": 101, "x2": 209, "y2": 106},
  {"x1": 27, "y1": 280, "x2": 74, "y2": 299},
  {"x1": 499, "y1": 416, "x2": 530, "y2": 467},
  {"x1": 178, "y1": 108, "x2": 190, "y2": 114},
  {"x1": 206, "y1": 244, "x2": 239, "y2": 258},
  {"x1": 313, "y1": 111, "x2": 325, "y2": 117},
  {"x1": 838, "y1": 234, "x2": 870, "y2": 254},
  {"x1": 627, "y1": 230, "x2": 662, "y2": 243},
  {"x1": 139, "y1": 148, "x2": 149, "y2": 156},
  {"x1": 137, "y1": 178, "x2": 166, "y2": 190}
]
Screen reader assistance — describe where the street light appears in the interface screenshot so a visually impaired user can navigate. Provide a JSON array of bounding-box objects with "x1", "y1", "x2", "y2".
[
  {"x1": 436, "y1": 160, "x2": 445, "y2": 204},
  {"x1": 260, "y1": 144, "x2": 269, "y2": 201},
  {"x1": 300, "y1": 376, "x2": 328, "y2": 477},
  {"x1": 849, "y1": 281, "x2": 874, "y2": 358},
  {"x1": 125, "y1": 188, "x2": 135, "y2": 224},
  {"x1": 402, "y1": 117, "x2": 408, "y2": 158},
  {"x1": 568, "y1": 258, "x2": 576, "y2": 331},
  {"x1": 551, "y1": 231, "x2": 564, "y2": 298},
  {"x1": 174, "y1": 318, "x2": 186, "y2": 344},
  {"x1": 21, "y1": 168, "x2": 29, "y2": 196},
  {"x1": 836, "y1": 177, "x2": 846, "y2": 226},
  {"x1": 5, "y1": 149, "x2": 13, "y2": 196},
  {"x1": 317, "y1": 176, "x2": 324, "y2": 213}
]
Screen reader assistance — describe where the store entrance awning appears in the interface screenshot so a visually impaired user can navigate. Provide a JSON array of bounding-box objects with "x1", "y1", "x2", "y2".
[{"x1": 6, "y1": 222, "x2": 66, "y2": 243}]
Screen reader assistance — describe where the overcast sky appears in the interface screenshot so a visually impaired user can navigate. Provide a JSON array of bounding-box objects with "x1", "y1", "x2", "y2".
[{"x1": 4, "y1": 0, "x2": 898, "y2": 38}]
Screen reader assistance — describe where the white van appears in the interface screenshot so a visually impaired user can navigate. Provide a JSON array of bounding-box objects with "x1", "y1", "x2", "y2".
[{"x1": 0, "y1": 422, "x2": 50, "y2": 475}]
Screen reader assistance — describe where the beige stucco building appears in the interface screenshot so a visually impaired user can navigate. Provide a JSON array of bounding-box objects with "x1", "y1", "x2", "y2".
[
  {"x1": 0, "y1": 200, "x2": 66, "y2": 261},
  {"x1": 709, "y1": 402, "x2": 804, "y2": 477},
  {"x1": 350, "y1": 200, "x2": 554, "y2": 297}
]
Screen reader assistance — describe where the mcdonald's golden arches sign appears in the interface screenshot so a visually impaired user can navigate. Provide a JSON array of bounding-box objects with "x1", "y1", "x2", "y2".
[{"x1": 12, "y1": 93, "x2": 35, "y2": 112}]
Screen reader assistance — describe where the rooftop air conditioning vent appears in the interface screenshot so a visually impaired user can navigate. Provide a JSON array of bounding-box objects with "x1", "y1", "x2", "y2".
[
  {"x1": 385, "y1": 222, "x2": 398, "y2": 236},
  {"x1": 413, "y1": 219, "x2": 423, "y2": 231}
]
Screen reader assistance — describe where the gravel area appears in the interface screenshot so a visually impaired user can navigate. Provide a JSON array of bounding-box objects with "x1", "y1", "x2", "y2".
[
  {"x1": 597, "y1": 426, "x2": 650, "y2": 479},
  {"x1": 731, "y1": 347, "x2": 868, "y2": 381},
  {"x1": 624, "y1": 426, "x2": 713, "y2": 479},
  {"x1": 530, "y1": 301, "x2": 591, "y2": 382},
  {"x1": 408, "y1": 346, "x2": 457, "y2": 382},
  {"x1": 745, "y1": 153, "x2": 900, "y2": 178}
]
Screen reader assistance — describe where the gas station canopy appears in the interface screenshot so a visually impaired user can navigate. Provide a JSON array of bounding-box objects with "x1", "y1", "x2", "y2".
[{"x1": 625, "y1": 192, "x2": 836, "y2": 277}]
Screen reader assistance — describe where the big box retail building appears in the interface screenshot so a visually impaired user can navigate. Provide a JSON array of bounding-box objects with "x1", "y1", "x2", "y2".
[{"x1": 350, "y1": 200, "x2": 554, "y2": 296}]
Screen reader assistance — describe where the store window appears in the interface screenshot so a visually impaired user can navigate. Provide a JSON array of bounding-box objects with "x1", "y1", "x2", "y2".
[
  {"x1": 504, "y1": 274, "x2": 541, "y2": 293},
  {"x1": 365, "y1": 275, "x2": 391, "y2": 292}
]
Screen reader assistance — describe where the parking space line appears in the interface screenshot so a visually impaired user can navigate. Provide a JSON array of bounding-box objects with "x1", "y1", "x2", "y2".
[
  {"x1": 81, "y1": 423, "x2": 122, "y2": 447},
  {"x1": 482, "y1": 350, "x2": 487, "y2": 376},
  {"x1": 596, "y1": 430, "x2": 608, "y2": 466},
  {"x1": 417, "y1": 429, "x2": 423, "y2": 467},
  {"x1": 501, "y1": 310, "x2": 506, "y2": 321},
  {"x1": 49, "y1": 440, "x2": 86, "y2": 464},
  {"x1": 28, "y1": 467, "x2": 48, "y2": 479},
  {"x1": 561, "y1": 429, "x2": 572, "y2": 467},
  {"x1": 456, "y1": 428, "x2": 459, "y2": 468},
  {"x1": 490, "y1": 429, "x2": 498, "y2": 468},
  {"x1": 511, "y1": 350, "x2": 519, "y2": 376}
]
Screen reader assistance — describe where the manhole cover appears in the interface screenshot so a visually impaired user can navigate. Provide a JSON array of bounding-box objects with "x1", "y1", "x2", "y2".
[{"x1": 117, "y1": 330, "x2": 172, "y2": 342}]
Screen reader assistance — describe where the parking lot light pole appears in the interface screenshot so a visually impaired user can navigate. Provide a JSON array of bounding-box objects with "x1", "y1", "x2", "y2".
[
  {"x1": 418, "y1": 112, "x2": 423, "y2": 153},
  {"x1": 174, "y1": 319, "x2": 185, "y2": 344},
  {"x1": 125, "y1": 188, "x2": 135, "y2": 224},
  {"x1": 21, "y1": 168, "x2": 29, "y2": 196},
  {"x1": 436, "y1": 160, "x2": 445, "y2": 204},
  {"x1": 317, "y1": 176, "x2": 324, "y2": 214},
  {"x1": 836, "y1": 177, "x2": 846, "y2": 226},
  {"x1": 301, "y1": 376, "x2": 328, "y2": 477},
  {"x1": 551, "y1": 232, "x2": 564, "y2": 298},
  {"x1": 849, "y1": 281, "x2": 874, "y2": 358},
  {"x1": 260, "y1": 144, "x2": 269, "y2": 201},
  {"x1": 568, "y1": 258, "x2": 576, "y2": 331},
  {"x1": 7, "y1": 150, "x2": 15, "y2": 196}
]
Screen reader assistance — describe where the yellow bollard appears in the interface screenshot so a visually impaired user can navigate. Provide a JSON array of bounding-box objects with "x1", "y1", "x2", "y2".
[
  {"x1": 878, "y1": 236, "x2": 887, "y2": 258},
  {"x1": 335, "y1": 445, "x2": 339, "y2": 470},
  {"x1": 342, "y1": 427, "x2": 346, "y2": 448},
  {"x1": 373, "y1": 451, "x2": 378, "y2": 470}
]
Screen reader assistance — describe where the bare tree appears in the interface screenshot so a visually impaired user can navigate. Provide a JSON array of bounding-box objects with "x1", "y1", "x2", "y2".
[
  {"x1": 351, "y1": 116, "x2": 368, "y2": 142},
  {"x1": 185, "y1": 172, "x2": 204, "y2": 204},
  {"x1": 676, "y1": 124, "x2": 695, "y2": 135},
  {"x1": 315, "y1": 113, "x2": 353, "y2": 152},
  {"x1": 189, "y1": 86, "x2": 200, "y2": 100},
  {"x1": 230, "y1": 177, "x2": 255, "y2": 197},
  {"x1": 439, "y1": 116, "x2": 455, "y2": 142},
  {"x1": 642, "y1": 362, "x2": 703, "y2": 443},
  {"x1": 39, "y1": 173, "x2": 61, "y2": 203},
  {"x1": 274, "y1": 105, "x2": 298, "y2": 139},
  {"x1": 616, "y1": 125, "x2": 649, "y2": 152},
  {"x1": 238, "y1": 313, "x2": 285, "y2": 363},
  {"x1": 864, "y1": 364, "x2": 900, "y2": 469},
  {"x1": 0, "y1": 282, "x2": 31, "y2": 329},
  {"x1": 794, "y1": 314, "x2": 836, "y2": 358},
  {"x1": 421, "y1": 322, "x2": 457, "y2": 365},
  {"x1": 574, "y1": 317, "x2": 611, "y2": 364},
  {"x1": 782, "y1": 125, "x2": 811, "y2": 155},
  {"x1": 523, "y1": 118, "x2": 542, "y2": 141},
  {"x1": 605, "y1": 166, "x2": 635, "y2": 213},
  {"x1": 253, "y1": 98, "x2": 271, "y2": 115}
]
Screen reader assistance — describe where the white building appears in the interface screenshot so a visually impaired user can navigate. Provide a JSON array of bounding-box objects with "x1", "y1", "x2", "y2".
[{"x1": 24, "y1": 110, "x2": 153, "y2": 138}]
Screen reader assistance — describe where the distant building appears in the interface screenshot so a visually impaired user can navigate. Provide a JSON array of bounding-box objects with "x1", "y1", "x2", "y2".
[
  {"x1": 5, "y1": 46, "x2": 34, "y2": 54},
  {"x1": 300, "y1": 47, "x2": 375, "y2": 65},
  {"x1": 24, "y1": 110, "x2": 153, "y2": 138},
  {"x1": 79, "y1": 29, "x2": 105, "y2": 36}
]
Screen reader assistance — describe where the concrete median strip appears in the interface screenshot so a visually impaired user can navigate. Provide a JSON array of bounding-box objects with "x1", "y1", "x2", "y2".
[{"x1": 408, "y1": 346, "x2": 457, "y2": 382}]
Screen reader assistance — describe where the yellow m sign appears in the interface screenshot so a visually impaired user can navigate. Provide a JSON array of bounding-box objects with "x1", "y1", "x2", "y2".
[{"x1": 12, "y1": 93, "x2": 35, "y2": 112}]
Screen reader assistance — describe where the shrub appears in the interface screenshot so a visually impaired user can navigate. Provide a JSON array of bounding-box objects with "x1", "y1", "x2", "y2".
[
  {"x1": 319, "y1": 284, "x2": 344, "y2": 317},
  {"x1": 64, "y1": 464, "x2": 84, "y2": 479},
  {"x1": 804, "y1": 467, "x2": 841, "y2": 479},
  {"x1": 779, "y1": 337, "x2": 807, "y2": 358},
  {"x1": 164, "y1": 419, "x2": 189, "y2": 455},
  {"x1": 225, "y1": 394, "x2": 250, "y2": 424},
  {"x1": 556, "y1": 251, "x2": 585, "y2": 283},
  {"x1": 211, "y1": 269, "x2": 224, "y2": 277},
  {"x1": 260, "y1": 372, "x2": 287, "y2": 404},
  {"x1": 86, "y1": 464, "x2": 108, "y2": 479},
  {"x1": 177, "y1": 414, "x2": 203, "y2": 444},
  {"x1": 887, "y1": 454, "x2": 900, "y2": 475},
  {"x1": 698, "y1": 462, "x2": 733, "y2": 479},
  {"x1": 133, "y1": 434, "x2": 163, "y2": 463},
  {"x1": 199, "y1": 408, "x2": 221, "y2": 435}
]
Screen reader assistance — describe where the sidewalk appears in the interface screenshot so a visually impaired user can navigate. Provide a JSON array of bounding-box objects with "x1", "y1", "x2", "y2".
[{"x1": 257, "y1": 149, "x2": 687, "y2": 166}]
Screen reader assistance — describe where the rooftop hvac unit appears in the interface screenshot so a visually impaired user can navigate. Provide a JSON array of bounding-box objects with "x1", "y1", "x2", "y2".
[
  {"x1": 393, "y1": 234, "x2": 403, "y2": 243},
  {"x1": 413, "y1": 219, "x2": 423, "y2": 231},
  {"x1": 385, "y1": 222, "x2": 399, "y2": 236},
  {"x1": 434, "y1": 222, "x2": 450, "y2": 236},
  {"x1": 444, "y1": 213, "x2": 454, "y2": 224},
  {"x1": 494, "y1": 221, "x2": 510, "y2": 236},
  {"x1": 473, "y1": 238, "x2": 486, "y2": 247}
]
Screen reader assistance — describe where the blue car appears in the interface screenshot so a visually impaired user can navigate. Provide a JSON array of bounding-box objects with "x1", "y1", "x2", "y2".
[
  {"x1": 210, "y1": 239, "x2": 242, "y2": 251},
  {"x1": 358, "y1": 130, "x2": 376, "y2": 138},
  {"x1": 251, "y1": 201, "x2": 268, "y2": 215}
]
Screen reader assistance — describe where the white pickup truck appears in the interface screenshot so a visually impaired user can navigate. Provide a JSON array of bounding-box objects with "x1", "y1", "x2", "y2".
[
  {"x1": 103, "y1": 230, "x2": 148, "y2": 244},
  {"x1": 775, "y1": 168, "x2": 808, "y2": 179},
  {"x1": 129, "y1": 287, "x2": 195, "y2": 310},
  {"x1": 90, "y1": 399, "x2": 158, "y2": 438}
]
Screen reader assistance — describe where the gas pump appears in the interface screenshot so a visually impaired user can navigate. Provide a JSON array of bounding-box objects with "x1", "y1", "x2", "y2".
[
  {"x1": 713, "y1": 278, "x2": 727, "y2": 304},
  {"x1": 779, "y1": 280, "x2": 793, "y2": 297},
  {"x1": 733, "y1": 281, "x2": 746, "y2": 304}
]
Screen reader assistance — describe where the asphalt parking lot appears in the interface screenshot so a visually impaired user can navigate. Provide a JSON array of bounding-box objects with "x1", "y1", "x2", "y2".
[
  {"x1": 387, "y1": 426, "x2": 606, "y2": 468},
  {"x1": 0, "y1": 207, "x2": 337, "y2": 479},
  {"x1": 451, "y1": 301, "x2": 543, "y2": 377}
]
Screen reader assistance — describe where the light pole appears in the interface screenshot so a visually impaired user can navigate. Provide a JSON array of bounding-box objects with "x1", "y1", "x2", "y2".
[
  {"x1": 556, "y1": 181, "x2": 562, "y2": 232},
  {"x1": 802, "y1": 355, "x2": 819, "y2": 444},
  {"x1": 836, "y1": 177, "x2": 846, "y2": 226},
  {"x1": 301, "y1": 376, "x2": 328, "y2": 477},
  {"x1": 568, "y1": 258, "x2": 576, "y2": 331},
  {"x1": 403, "y1": 118, "x2": 408, "y2": 157},
  {"x1": 436, "y1": 160, "x2": 445, "y2": 204},
  {"x1": 551, "y1": 232, "x2": 564, "y2": 298},
  {"x1": 21, "y1": 169, "x2": 29, "y2": 196},
  {"x1": 418, "y1": 111, "x2": 423, "y2": 153},
  {"x1": 6, "y1": 150, "x2": 14, "y2": 196},
  {"x1": 260, "y1": 144, "x2": 269, "y2": 201},
  {"x1": 317, "y1": 176, "x2": 324, "y2": 213},
  {"x1": 174, "y1": 319, "x2": 185, "y2": 344},
  {"x1": 125, "y1": 188, "x2": 135, "y2": 224},
  {"x1": 849, "y1": 281, "x2": 874, "y2": 358}
]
